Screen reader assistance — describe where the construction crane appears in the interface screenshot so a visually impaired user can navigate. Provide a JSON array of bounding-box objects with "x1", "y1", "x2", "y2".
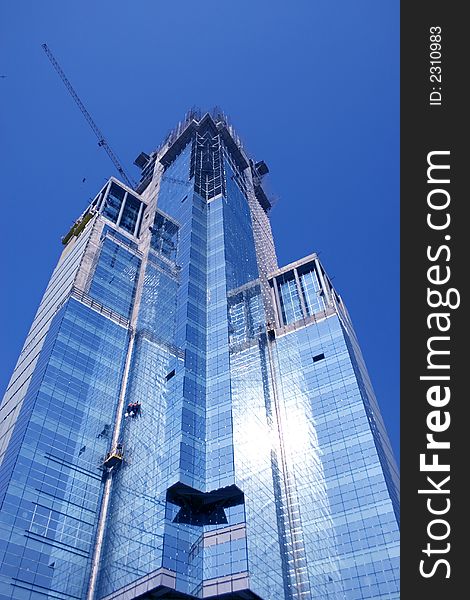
[{"x1": 41, "y1": 43, "x2": 135, "y2": 188}]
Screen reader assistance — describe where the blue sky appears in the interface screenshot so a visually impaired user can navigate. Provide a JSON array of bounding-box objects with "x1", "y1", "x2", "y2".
[{"x1": 0, "y1": 1, "x2": 399, "y2": 459}]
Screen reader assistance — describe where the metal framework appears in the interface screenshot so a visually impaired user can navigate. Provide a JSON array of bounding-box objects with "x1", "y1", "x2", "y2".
[{"x1": 42, "y1": 43, "x2": 135, "y2": 188}]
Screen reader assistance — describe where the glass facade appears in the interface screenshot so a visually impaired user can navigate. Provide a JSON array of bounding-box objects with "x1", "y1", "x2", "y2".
[{"x1": 0, "y1": 111, "x2": 399, "y2": 600}]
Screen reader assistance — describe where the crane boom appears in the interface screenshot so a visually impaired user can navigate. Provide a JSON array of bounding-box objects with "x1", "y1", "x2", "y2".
[{"x1": 41, "y1": 43, "x2": 135, "y2": 188}]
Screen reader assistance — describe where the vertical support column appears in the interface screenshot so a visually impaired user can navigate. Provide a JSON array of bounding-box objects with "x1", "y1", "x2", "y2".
[
  {"x1": 134, "y1": 200, "x2": 144, "y2": 238},
  {"x1": 116, "y1": 191, "x2": 128, "y2": 228},
  {"x1": 294, "y1": 268, "x2": 308, "y2": 319},
  {"x1": 314, "y1": 258, "x2": 332, "y2": 307},
  {"x1": 242, "y1": 290, "x2": 251, "y2": 340},
  {"x1": 86, "y1": 219, "x2": 152, "y2": 600},
  {"x1": 86, "y1": 326, "x2": 135, "y2": 600},
  {"x1": 93, "y1": 192, "x2": 103, "y2": 211},
  {"x1": 97, "y1": 180, "x2": 112, "y2": 213},
  {"x1": 272, "y1": 277, "x2": 284, "y2": 328},
  {"x1": 269, "y1": 285, "x2": 281, "y2": 329}
]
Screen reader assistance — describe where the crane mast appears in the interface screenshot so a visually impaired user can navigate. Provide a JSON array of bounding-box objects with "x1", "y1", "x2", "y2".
[{"x1": 41, "y1": 43, "x2": 135, "y2": 188}]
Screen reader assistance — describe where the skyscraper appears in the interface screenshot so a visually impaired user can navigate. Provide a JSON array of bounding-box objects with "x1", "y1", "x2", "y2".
[{"x1": 0, "y1": 110, "x2": 399, "y2": 600}]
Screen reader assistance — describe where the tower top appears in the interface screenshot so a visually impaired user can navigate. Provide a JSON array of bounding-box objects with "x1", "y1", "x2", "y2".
[{"x1": 133, "y1": 108, "x2": 272, "y2": 211}]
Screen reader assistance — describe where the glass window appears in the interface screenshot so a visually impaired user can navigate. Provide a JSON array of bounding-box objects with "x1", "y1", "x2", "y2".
[
  {"x1": 120, "y1": 194, "x2": 142, "y2": 235},
  {"x1": 278, "y1": 276, "x2": 303, "y2": 325},
  {"x1": 300, "y1": 268, "x2": 326, "y2": 315},
  {"x1": 102, "y1": 182, "x2": 126, "y2": 223},
  {"x1": 150, "y1": 213, "x2": 179, "y2": 261}
]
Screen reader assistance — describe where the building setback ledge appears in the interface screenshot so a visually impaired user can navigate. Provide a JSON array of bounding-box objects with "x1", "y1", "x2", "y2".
[
  {"x1": 100, "y1": 567, "x2": 183, "y2": 600},
  {"x1": 200, "y1": 572, "x2": 262, "y2": 599},
  {"x1": 100, "y1": 568, "x2": 263, "y2": 600},
  {"x1": 160, "y1": 122, "x2": 197, "y2": 168}
]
